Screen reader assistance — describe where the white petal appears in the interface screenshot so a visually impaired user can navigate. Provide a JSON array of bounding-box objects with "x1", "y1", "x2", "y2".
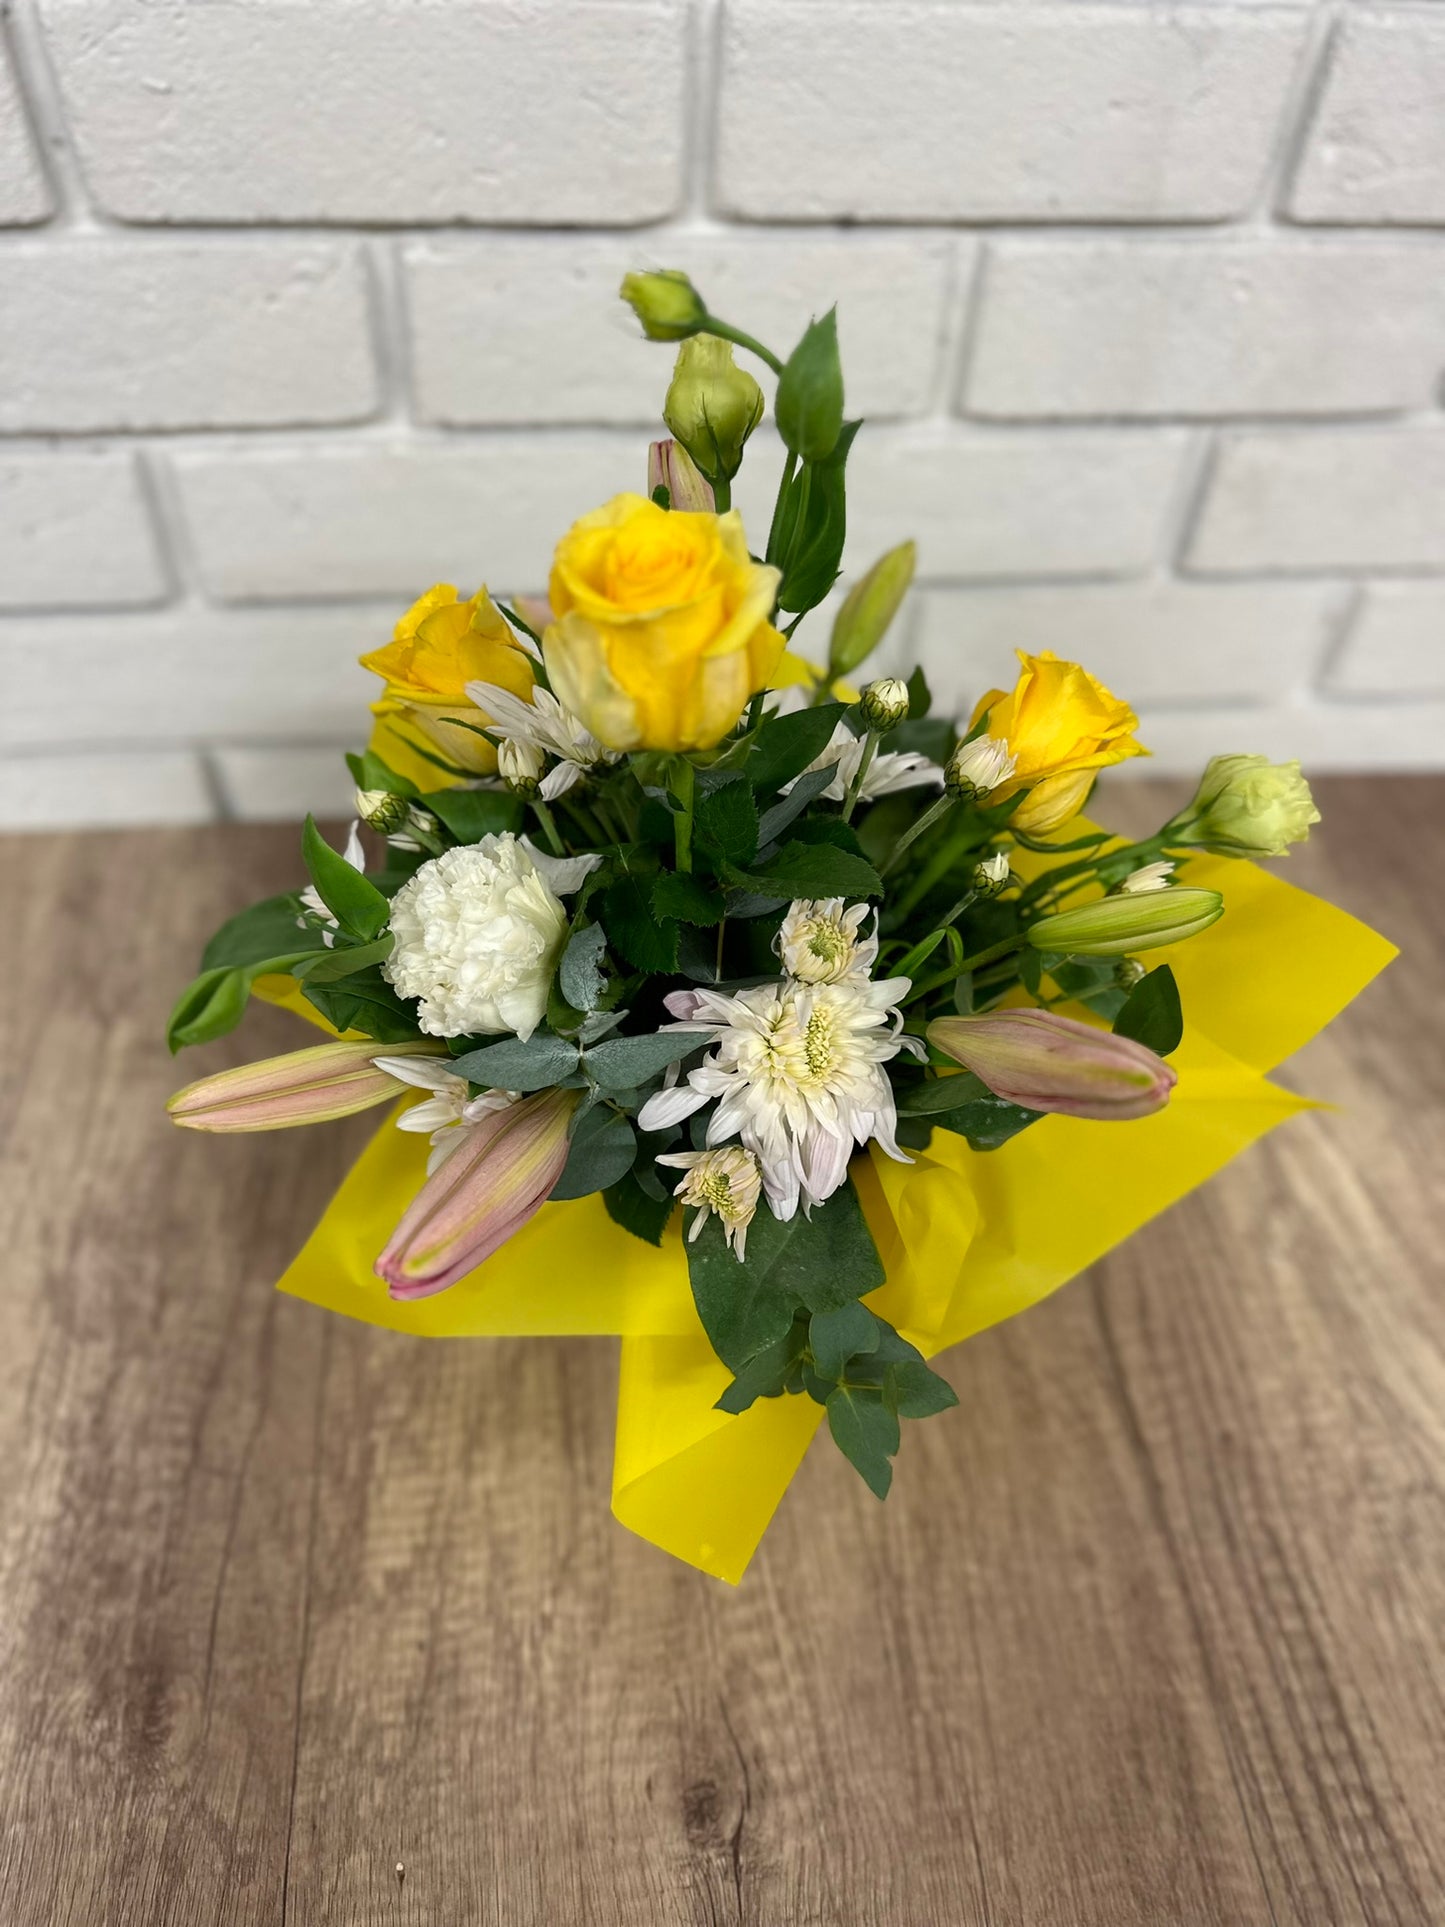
[
  {"x1": 637, "y1": 1084, "x2": 710, "y2": 1131},
  {"x1": 522, "y1": 840, "x2": 604, "y2": 895},
  {"x1": 371, "y1": 1054, "x2": 457, "y2": 1094},
  {"x1": 342, "y1": 821, "x2": 366, "y2": 871},
  {"x1": 539, "y1": 760, "x2": 582, "y2": 800},
  {"x1": 464, "y1": 682, "x2": 548, "y2": 743}
]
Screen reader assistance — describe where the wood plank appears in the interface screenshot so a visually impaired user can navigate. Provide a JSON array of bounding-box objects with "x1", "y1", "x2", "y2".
[{"x1": 0, "y1": 781, "x2": 1439, "y2": 1925}]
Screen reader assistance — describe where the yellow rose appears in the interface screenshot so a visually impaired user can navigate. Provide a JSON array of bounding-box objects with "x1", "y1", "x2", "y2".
[
  {"x1": 969, "y1": 650, "x2": 1147, "y2": 834},
  {"x1": 360, "y1": 585, "x2": 534, "y2": 789},
  {"x1": 543, "y1": 494, "x2": 785, "y2": 752}
]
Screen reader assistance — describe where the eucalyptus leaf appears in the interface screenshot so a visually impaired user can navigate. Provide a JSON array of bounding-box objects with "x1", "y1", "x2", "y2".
[
  {"x1": 584, "y1": 1031, "x2": 701, "y2": 1089},
  {"x1": 558, "y1": 922, "x2": 608, "y2": 1012},
  {"x1": 809, "y1": 1302, "x2": 880, "y2": 1380},
  {"x1": 450, "y1": 1032, "x2": 580, "y2": 1092},
  {"x1": 826, "y1": 1385, "x2": 899, "y2": 1500},
  {"x1": 551, "y1": 1108, "x2": 637, "y2": 1201}
]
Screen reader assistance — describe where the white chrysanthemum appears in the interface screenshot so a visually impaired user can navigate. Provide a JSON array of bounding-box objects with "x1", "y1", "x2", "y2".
[
  {"x1": 637, "y1": 974, "x2": 923, "y2": 1221},
  {"x1": 776, "y1": 897, "x2": 876, "y2": 985},
  {"x1": 787, "y1": 720, "x2": 944, "y2": 804},
  {"x1": 381, "y1": 835, "x2": 568, "y2": 1040},
  {"x1": 656, "y1": 1146, "x2": 763, "y2": 1260},
  {"x1": 465, "y1": 679, "x2": 619, "y2": 800},
  {"x1": 370, "y1": 1053, "x2": 520, "y2": 1174},
  {"x1": 1118, "y1": 859, "x2": 1175, "y2": 895}
]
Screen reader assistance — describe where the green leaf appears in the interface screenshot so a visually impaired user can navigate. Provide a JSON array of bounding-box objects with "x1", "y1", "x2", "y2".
[
  {"x1": 888, "y1": 1358, "x2": 959, "y2": 1420},
  {"x1": 450, "y1": 1032, "x2": 580, "y2": 1091},
  {"x1": 759, "y1": 1176, "x2": 885, "y2": 1314},
  {"x1": 738, "y1": 839, "x2": 881, "y2": 902},
  {"x1": 558, "y1": 922, "x2": 608, "y2": 1012},
  {"x1": 551, "y1": 1107, "x2": 637, "y2": 1201},
  {"x1": 201, "y1": 894, "x2": 324, "y2": 971},
  {"x1": 747, "y1": 702, "x2": 847, "y2": 794},
  {"x1": 775, "y1": 307, "x2": 844, "y2": 461},
  {"x1": 295, "y1": 933, "x2": 395, "y2": 984},
  {"x1": 420, "y1": 788, "x2": 522, "y2": 843},
  {"x1": 584, "y1": 1031, "x2": 700, "y2": 1088},
  {"x1": 604, "y1": 1171, "x2": 675, "y2": 1247},
  {"x1": 826, "y1": 1385, "x2": 899, "y2": 1499},
  {"x1": 927, "y1": 1091, "x2": 1043, "y2": 1151},
  {"x1": 715, "y1": 1320, "x2": 810, "y2": 1415},
  {"x1": 301, "y1": 815, "x2": 390, "y2": 942},
  {"x1": 297, "y1": 966, "x2": 419, "y2": 1043},
  {"x1": 695, "y1": 778, "x2": 759, "y2": 867},
  {"x1": 1112, "y1": 963, "x2": 1183, "y2": 1057},
  {"x1": 600, "y1": 874, "x2": 679, "y2": 973},
  {"x1": 809, "y1": 1302, "x2": 880, "y2": 1379},
  {"x1": 347, "y1": 747, "x2": 420, "y2": 800},
  {"x1": 756, "y1": 765, "x2": 835, "y2": 848},
  {"x1": 895, "y1": 1070, "x2": 993, "y2": 1115},
  {"x1": 652, "y1": 870, "x2": 725, "y2": 926},
  {"x1": 906, "y1": 665, "x2": 932, "y2": 721},
  {"x1": 166, "y1": 950, "x2": 316, "y2": 1051},
  {"x1": 685, "y1": 1212, "x2": 800, "y2": 1373},
  {"x1": 777, "y1": 423, "x2": 860, "y2": 616}
]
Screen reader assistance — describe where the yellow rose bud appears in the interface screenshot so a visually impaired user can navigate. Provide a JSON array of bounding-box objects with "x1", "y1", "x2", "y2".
[
  {"x1": 968, "y1": 650, "x2": 1148, "y2": 835},
  {"x1": 1167, "y1": 754, "x2": 1321, "y2": 858},
  {"x1": 360, "y1": 585, "x2": 535, "y2": 790},
  {"x1": 663, "y1": 335, "x2": 764, "y2": 484},
  {"x1": 619, "y1": 268, "x2": 706, "y2": 342},
  {"x1": 543, "y1": 493, "x2": 785, "y2": 752}
]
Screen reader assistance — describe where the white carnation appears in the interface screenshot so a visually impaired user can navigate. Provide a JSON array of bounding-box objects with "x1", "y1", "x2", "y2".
[{"x1": 381, "y1": 835, "x2": 568, "y2": 1041}]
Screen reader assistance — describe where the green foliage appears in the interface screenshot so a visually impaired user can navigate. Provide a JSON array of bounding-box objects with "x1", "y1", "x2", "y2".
[
  {"x1": 735, "y1": 839, "x2": 881, "y2": 902},
  {"x1": 604, "y1": 1171, "x2": 675, "y2": 1246},
  {"x1": 551, "y1": 1106, "x2": 637, "y2": 1201},
  {"x1": 774, "y1": 307, "x2": 844, "y2": 461},
  {"x1": 558, "y1": 922, "x2": 608, "y2": 1011},
  {"x1": 584, "y1": 1031, "x2": 699, "y2": 1088},
  {"x1": 297, "y1": 934, "x2": 395, "y2": 984},
  {"x1": 299, "y1": 968, "x2": 420, "y2": 1044},
  {"x1": 747, "y1": 702, "x2": 847, "y2": 793},
  {"x1": 346, "y1": 748, "x2": 420, "y2": 799},
  {"x1": 1113, "y1": 964, "x2": 1183, "y2": 1056},
  {"x1": 695, "y1": 778, "x2": 759, "y2": 868},
  {"x1": 776, "y1": 420, "x2": 861, "y2": 616},
  {"x1": 201, "y1": 894, "x2": 323, "y2": 971},
  {"x1": 451, "y1": 1033, "x2": 581, "y2": 1091},
  {"x1": 600, "y1": 872, "x2": 680, "y2": 973},
  {"x1": 301, "y1": 815, "x2": 390, "y2": 941},
  {"x1": 652, "y1": 871, "x2": 725, "y2": 926},
  {"x1": 420, "y1": 787, "x2": 522, "y2": 842}
]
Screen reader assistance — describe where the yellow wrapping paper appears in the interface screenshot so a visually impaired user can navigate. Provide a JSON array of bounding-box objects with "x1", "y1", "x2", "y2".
[{"x1": 264, "y1": 844, "x2": 1395, "y2": 1583}]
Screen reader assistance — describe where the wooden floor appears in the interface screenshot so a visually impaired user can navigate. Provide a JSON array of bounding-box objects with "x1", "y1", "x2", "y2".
[{"x1": 0, "y1": 776, "x2": 1440, "y2": 1926}]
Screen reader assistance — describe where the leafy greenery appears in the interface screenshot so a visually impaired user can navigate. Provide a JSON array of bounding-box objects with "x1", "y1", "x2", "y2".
[{"x1": 1113, "y1": 963, "x2": 1183, "y2": 1056}]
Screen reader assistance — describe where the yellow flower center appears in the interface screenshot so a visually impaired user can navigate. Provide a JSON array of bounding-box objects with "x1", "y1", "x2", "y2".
[
  {"x1": 697, "y1": 1168, "x2": 735, "y2": 1215},
  {"x1": 805, "y1": 921, "x2": 849, "y2": 966},
  {"x1": 803, "y1": 1006, "x2": 837, "y2": 1081}
]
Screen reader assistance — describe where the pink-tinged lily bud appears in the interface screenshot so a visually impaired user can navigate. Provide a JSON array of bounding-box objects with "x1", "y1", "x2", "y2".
[
  {"x1": 376, "y1": 1087, "x2": 579, "y2": 1300},
  {"x1": 927, "y1": 1010, "x2": 1176, "y2": 1122},
  {"x1": 167, "y1": 1041, "x2": 445, "y2": 1133},
  {"x1": 647, "y1": 438, "x2": 716, "y2": 513}
]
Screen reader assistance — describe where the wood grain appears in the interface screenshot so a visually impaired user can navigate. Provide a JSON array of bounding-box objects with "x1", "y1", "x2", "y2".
[{"x1": 0, "y1": 779, "x2": 1439, "y2": 1926}]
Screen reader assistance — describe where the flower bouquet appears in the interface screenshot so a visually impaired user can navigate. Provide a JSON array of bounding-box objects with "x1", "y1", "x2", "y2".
[{"x1": 167, "y1": 269, "x2": 1394, "y2": 1581}]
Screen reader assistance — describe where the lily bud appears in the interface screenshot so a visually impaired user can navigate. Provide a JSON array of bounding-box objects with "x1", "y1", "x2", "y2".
[
  {"x1": 620, "y1": 268, "x2": 706, "y2": 342},
  {"x1": 828, "y1": 541, "x2": 915, "y2": 681},
  {"x1": 859, "y1": 677, "x2": 910, "y2": 733},
  {"x1": 1029, "y1": 887, "x2": 1224, "y2": 957},
  {"x1": 946, "y1": 735, "x2": 1017, "y2": 802},
  {"x1": 1165, "y1": 754, "x2": 1321, "y2": 858},
  {"x1": 928, "y1": 1010, "x2": 1176, "y2": 1122},
  {"x1": 355, "y1": 787, "x2": 410, "y2": 835},
  {"x1": 647, "y1": 438, "x2": 716, "y2": 513},
  {"x1": 498, "y1": 736, "x2": 544, "y2": 798},
  {"x1": 973, "y1": 851, "x2": 1011, "y2": 897},
  {"x1": 663, "y1": 335, "x2": 765, "y2": 484},
  {"x1": 375, "y1": 1086, "x2": 579, "y2": 1299},
  {"x1": 167, "y1": 1040, "x2": 444, "y2": 1133}
]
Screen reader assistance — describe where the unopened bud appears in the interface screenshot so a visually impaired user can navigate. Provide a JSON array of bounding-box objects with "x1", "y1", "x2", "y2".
[
  {"x1": 828, "y1": 541, "x2": 915, "y2": 681},
  {"x1": 1028, "y1": 887, "x2": 1224, "y2": 957},
  {"x1": 355, "y1": 788, "x2": 410, "y2": 835},
  {"x1": 1114, "y1": 958, "x2": 1146, "y2": 989},
  {"x1": 927, "y1": 1010, "x2": 1176, "y2": 1122},
  {"x1": 946, "y1": 735, "x2": 1017, "y2": 802},
  {"x1": 619, "y1": 268, "x2": 706, "y2": 342},
  {"x1": 647, "y1": 438, "x2": 716, "y2": 513},
  {"x1": 1165, "y1": 754, "x2": 1320, "y2": 859},
  {"x1": 498, "y1": 738, "x2": 544, "y2": 798},
  {"x1": 859, "y1": 677, "x2": 910, "y2": 733},
  {"x1": 168, "y1": 1040, "x2": 444, "y2": 1132},
  {"x1": 663, "y1": 335, "x2": 764, "y2": 484},
  {"x1": 973, "y1": 851, "x2": 1011, "y2": 898}
]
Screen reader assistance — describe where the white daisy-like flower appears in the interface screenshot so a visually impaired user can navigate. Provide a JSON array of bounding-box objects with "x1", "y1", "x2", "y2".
[
  {"x1": 1117, "y1": 859, "x2": 1176, "y2": 895},
  {"x1": 299, "y1": 820, "x2": 365, "y2": 948},
  {"x1": 370, "y1": 1055, "x2": 520, "y2": 1174},
  {"x1": 382, "y1": 833, "x2": 570, "y2": 1040},
  {"x1": 655, "y1": 1146, "x2": 763, "y2": 1260},
  {"x1": 637, "y1": 972, "x2": 923, "y2": 1221},
  {"x1": 786, "y1": 720, "x2": 944, "y2": 805},
  {"x1": 465, "y1": 679, "x2": 619, "y2": 800},
  {"x1": 776, "y1": 897, "x2": 877, "y2": 985}
]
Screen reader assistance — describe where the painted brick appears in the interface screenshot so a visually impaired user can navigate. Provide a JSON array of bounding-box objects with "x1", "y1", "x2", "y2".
[
  {"x1": 716, "y1": 1, "x2": 1307, "y2": 222},
  {"x1": 171, "y1": 436, "x2": 654, "y2": 601},
  {"x1": 0, "y1": 239, "x2": 378, "y2": 432},
  {"x1": 0, "y1": 40, "x2": 52, "y2": 224},
  {"x1": 0, "y1": 607, "x2": 380, "y2": 748},
  {"x1": 1291, "y1": 12, "x2": 1445, "y2": 226},
  {"x1": 405, "y1": 234, "x2": 962, "y2": 425},
  {"x1": 966, "y1": 240, "x2": 1445, "y2": 419},
  {"x1": 41, "y1": 0, "x2": 686, "y2": 225},
  {"x1": 213, "y1": 745, "x2": 359, "y2": 823},
  {"x1": 912, "y1": 582, "x2": 1338, "y2": 716},
  {"x1": 0, "y1": 749, "x2": 212, "y2": 827},
  {"x1": 1329, "y1": 586, "x2": 1445, "y2": 699},
  {"x1": 1189, "y1": 429, "x2": 1445, "y2": 574},
  {"x1": 1125, "y1": 701, "x2": 1445, "y2": 773},
  {"x1": 0, "y1": 452, "x2": 167, "y2": 608}
]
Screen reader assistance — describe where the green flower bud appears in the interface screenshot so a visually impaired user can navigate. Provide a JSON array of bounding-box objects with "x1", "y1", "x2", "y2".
[
  {"x1": 619, "y1": 269, "x2": 706, "y2": 342},
  {"x1": 973, "y1": 852, "x2": 1012, "y2": 898},
  {"x1": 1028, "y1": 888, "x2": 1224, "y2": 957},
  {"x1": 859, "y1": 677, "x2": 910, "y2": 733},
  {"x1": 1166, "y1": 754, "x2": 1321, "y2": 858},
  {"x1": 354, "y1": 788, "x2": 410, "y2": 835},
  {"x1": 828, "y1": 541, "x2": 916, "y2": 680},
  {"x1": 662, "y1": 335, "x2": 764, "y2": 484},
  {"x1": 498, "y1": 738, "x2": 543, "y2": 799},
  {"x1": 1114, "y1": 957, "x2": 1146, "y2": 989}
]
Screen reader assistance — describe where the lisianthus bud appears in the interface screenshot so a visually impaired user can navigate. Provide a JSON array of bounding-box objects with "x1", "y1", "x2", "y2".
[
  {"x1": 973, "y1": 851, "x2": 1011, "y2": 897},
  {"x1": 647, "y1": 438, "x2": 716, "y2": 513},
  {"x1": 663, "y1": 335, "x2": 765, "y2": 484},
  {"x1": 355, "y1": 787, "x2": 410, "y2": 835},
  {"x1": 1029, "y1": 887, "x2": 1224, "y2": 957},
  {"x1": 167, "y1": 1040, "x2": 444, "y2": 1132},
  {"x1": 859, "y1": 677, "x2": 910, "y2": 733},
  {"x1": 498, "y1": 736, "x2": 543, "y2": 798},
  {"x1": 946, "y1": 735, "x2": 1017, "y2": 802},
  {"x1": 928, "y1": 1010, "x2": 1176, "y2": 1122},
  {"x1": 1166, "y1": 754, "x2": 1321, "y2": 858},
  {"x1": 620, "y1": 268, "x2": 706, "y2": 342},
  {"x1": 1116, "y1": 859, "x2": 1175, "y2": 895},
  {"x1": 376, "y1": 1086, "x2": 579, "y2": 1299},
  {"x1": 828, "y1": 542, "x2": 916, "y2": 680}
]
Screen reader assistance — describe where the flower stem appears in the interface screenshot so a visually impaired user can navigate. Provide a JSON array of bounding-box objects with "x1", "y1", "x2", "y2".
[
  {"x1": 711, "y1": 474, "x2": 732, "y2": 513},
  {"x1": 881, "y1": 793, "x2": 955, "y2": 876},
  {"x1": 532, "y1": 799, "x2": 566, "y2": 858},
  {"x1": 672, "y1": 757, "x2": 696, "y2": 874},
  {"x1": 839, "y1": 734, "x2": 879, "y2": 823},
  {"x1": 700, "y1": 316, "x2": 785, "y2": 377}
]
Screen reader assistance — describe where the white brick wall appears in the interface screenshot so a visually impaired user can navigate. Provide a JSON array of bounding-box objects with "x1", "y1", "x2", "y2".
[{"x1": 0, "y1": 0, "x2": 1442, "y2": 830}]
